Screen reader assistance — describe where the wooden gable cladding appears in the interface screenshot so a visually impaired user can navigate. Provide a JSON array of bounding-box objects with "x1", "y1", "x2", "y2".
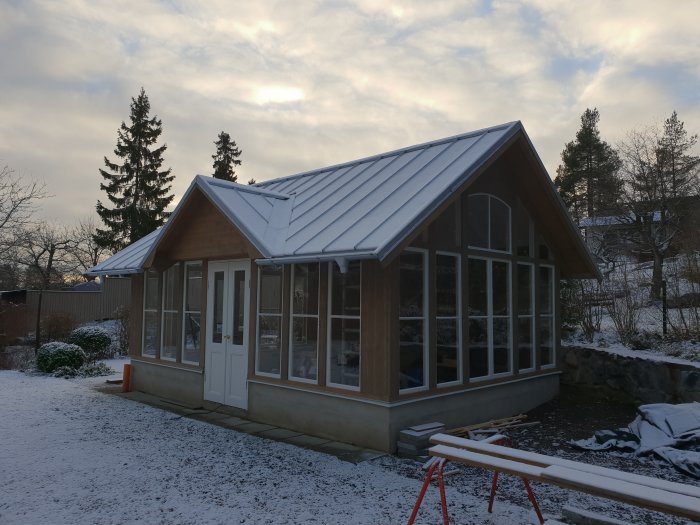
[{"x1": 150, "y1": 188, "x2": 262, "y2": 268}]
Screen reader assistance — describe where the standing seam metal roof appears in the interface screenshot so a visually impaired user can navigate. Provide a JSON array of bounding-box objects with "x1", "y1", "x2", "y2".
[{"x1": 88, "y1": 121, "x2": 564, "y2": 275}]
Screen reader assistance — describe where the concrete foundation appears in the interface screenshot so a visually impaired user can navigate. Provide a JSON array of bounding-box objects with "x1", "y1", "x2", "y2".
[{"x1": 130, "y1": 359, "x2": 560, "y2": 452}]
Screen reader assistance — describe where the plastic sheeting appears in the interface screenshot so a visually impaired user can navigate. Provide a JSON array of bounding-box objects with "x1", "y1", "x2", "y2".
[{"x1": 572, "y1": 402, "x2": 700, "y2": 478}]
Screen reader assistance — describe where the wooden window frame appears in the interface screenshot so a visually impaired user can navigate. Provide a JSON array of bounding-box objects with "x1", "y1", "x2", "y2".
[{"x1": 467, "y1": 193, "x2": 512, "y2": 254}]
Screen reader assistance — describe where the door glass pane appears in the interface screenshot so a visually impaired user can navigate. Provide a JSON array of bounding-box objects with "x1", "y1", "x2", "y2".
[
  {"x1": 212, "y1": 271, "x2": 224, "y2": 344},
  {"x1": 468, "y1": 258, "x2": 487, "y2": 316},
  {"x1": 437, "y1": 318, "x2": 458, "y2": 384},
  {"x1": 290, "y1": 317, "x2": 318, "y2": 381},
  {"x1": 468, "y1": 318, "x2": 488, "y2": 378},
  {"x1": 232, "y1": 270, "x2": 245, "y2": 345},
  {"x1": 399, "y1": 319, "x2": 424, "y2": 389},
  {"x1": 399, "y1": 252, "x2": 424, "y2": 317}
]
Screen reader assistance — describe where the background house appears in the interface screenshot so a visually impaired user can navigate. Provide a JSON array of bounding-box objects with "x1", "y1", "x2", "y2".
[{"x1": 89, "y1": 121, "x2": 598, "y2": 452}]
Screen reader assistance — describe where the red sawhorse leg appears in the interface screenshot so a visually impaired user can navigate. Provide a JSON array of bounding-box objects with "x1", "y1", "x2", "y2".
[
  {"x1": 487, "y1": 470, "x2": 544, "y2": 524},
  {"x1": 407, "y1": 458, "x2": 450, "y2": 525}
]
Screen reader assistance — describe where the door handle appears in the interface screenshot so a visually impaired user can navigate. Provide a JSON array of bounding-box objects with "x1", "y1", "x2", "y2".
[{"x1": 224, "y1": 335, "x2": 231, "y2": 341}]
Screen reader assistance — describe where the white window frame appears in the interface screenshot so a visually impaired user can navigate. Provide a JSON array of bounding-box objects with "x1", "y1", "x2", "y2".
[
  {"x1": 181, "y1": 261, "x2": 202, "y2": 366},
  {"x1": 255, "y1": 265, "x2": 283, "y2": 378},
  {"x1": 142, "y1": 269, "x2": 159, "y2": 358},
  {"x1": 288, "y1": 263, "x2": 320, "y2": 385},
  {"x1": 468, "y1": 256, "x2": 513, "y2": 381},
  {"x1": 539, "y1": 264, "x2": 556, "y2": 369},
  {"x1": 160, "y1": 263, "x2": 180, "y2": 362},
  {"x1": 326, "y1": 261, "x2": 362, "y2": 391},
  {"x1": 399, "y1": 248, "x2": 429, "y2": 394},
  {"x1": 467, "y1": 193, "x2": 512, "y2": 254},
  {"x1": 517, "y1": 262, "x2": 536, "y2": 373},
  {"x1": 436, "y1": 251, "x2": 462, "y2": 388}
]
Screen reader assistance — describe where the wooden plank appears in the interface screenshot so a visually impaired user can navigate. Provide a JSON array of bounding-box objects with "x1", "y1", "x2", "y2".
[{"x1": 429, "y1": 434, "x2": 700, "y2": 499}]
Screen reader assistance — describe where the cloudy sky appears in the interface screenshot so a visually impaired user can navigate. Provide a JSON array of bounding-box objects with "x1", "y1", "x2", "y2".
[{"x1": 1, "y1": 0, "x2": 699, "y2": 225}]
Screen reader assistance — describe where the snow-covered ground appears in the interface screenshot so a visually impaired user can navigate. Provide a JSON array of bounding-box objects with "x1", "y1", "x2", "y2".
[{"x1": 0, "y1": 365, "x2": 541, "y2": 525}]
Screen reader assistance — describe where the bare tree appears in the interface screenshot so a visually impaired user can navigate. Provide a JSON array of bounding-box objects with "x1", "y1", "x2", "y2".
[
  {"x1": 18, "y1": 224, "x2": 76, "y2": 350},
  {"x1": 617, "y1": 113, "x2": 700, "y2": 299},
  {"x1": 68, "y1": 216, "x2": 109, "y2": 279},
  {"x1": 0, "y1": 165, "x2": 47, "y2": 254}
]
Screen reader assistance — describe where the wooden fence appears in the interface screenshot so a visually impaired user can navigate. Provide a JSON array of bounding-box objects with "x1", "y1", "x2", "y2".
[{"x1": 24, "y1": 277, "x2": 131, "y2": 330}]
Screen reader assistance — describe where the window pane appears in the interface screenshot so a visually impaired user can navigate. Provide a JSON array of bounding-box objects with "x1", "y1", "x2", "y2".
[
  {"x1": 162, "y1": 264, "x2": 179, "y2": 310},
  {"x1": 399, "y1": 319, "x2": 424, "y2": 389},
  {"x1": 185, "y1": 264, "x2": 202, "y2": 312},
  {"x1": 517, "y1": 264, "x2": 533, "y2": 315},
  {"x1": 492, "y1": 261, "x2": 509, "y2": 316},
  {"x1": 468, "y1": 258, "x2": 487, "y2": 316},
  {"x1": 490, "y1": 198, "x2": 510, "y2": 252},
  {"x1": 143, "y1": 311, "x2": 158, "y2": 357},
  {"x1": 232, "y1": 270, "x2": 245, "y2": 345},
  {"x1": 467, "y1": 194, "x2": 488, "y2": 248},
  {"x1": 257, "y1": 315, "x2": 281, "y2": 374},
  {"x1": 399, "y1": 252, "x2": 424, "y2": 317},
  {"x1": 468, "y1": 318, "x2": 488, "y2": 378},
  {"x1": 540, "y1": 317, "x2": 554, "y2": 366},
  {"x1": 540, "y1": 266, "x2": 553, "y2": 315},
  {"x1": 293, "y1": 263, "x2": 319, "y2": 315},
  {"x1": 493, "y1": 317, "x2": 510, "y2": 374},
  {"x1": 212, "y1": 271, "x2": 224, "y2": 344},
  {"x1": 518, "y1": 317, "x2": 533, "y2": 371},
  {"x1": 161, "y1": 311, "x2": 178, "y2": 360},
  {"x1": 290, "y1": 317, "x2": 318, "y2": 381},
  {"x1": 331, "y1": 262, "x2": 361, "y2": 316},
  {"x1": 437, "y1": 318, "x2": 458, "y2": 384},
  {"x1": 145, "y1": 270, "x2": 159, "y2": 310},
  {"x1": 436, "y1": 254, "x2": 458, "y2": 316},
  {"x1": 183, "y1": 312, "x2": 200, "y2": 364},
  {"x1": 329, "y1": 318, "x2": 360, "y2": 387},
  {"x1": 260, "y1": 265, "x2": 283, "y2": 314}
]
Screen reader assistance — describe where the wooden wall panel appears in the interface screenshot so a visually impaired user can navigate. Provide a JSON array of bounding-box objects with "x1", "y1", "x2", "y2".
[{"x1": 130, "y1": 274, "x2": 144, "y2": 358}]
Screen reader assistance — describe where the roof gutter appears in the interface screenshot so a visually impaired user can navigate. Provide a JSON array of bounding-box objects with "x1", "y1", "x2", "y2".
[
  {"x1": 255, "y1": 251, "x2": 378, "y2": 269},
  {"x1": 84, "y1": 267, "x2": 143, "y2": 277}
]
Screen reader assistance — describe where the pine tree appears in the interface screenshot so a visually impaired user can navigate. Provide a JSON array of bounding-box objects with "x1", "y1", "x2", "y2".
[
  {"x1": 554, "y1": 108, "x2": 622, "y2": 221},
  {"x1": 212, "y1": 131, "x2": 242, "y2": 182},
  {"x1": 95, "y1": 88, "x2": 174, "y2": 253}
]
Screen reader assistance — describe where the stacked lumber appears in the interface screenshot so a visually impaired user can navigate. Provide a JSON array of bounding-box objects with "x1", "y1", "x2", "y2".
[{"x1": 446, "y1": 414, "x2": 538, "y2": 439}]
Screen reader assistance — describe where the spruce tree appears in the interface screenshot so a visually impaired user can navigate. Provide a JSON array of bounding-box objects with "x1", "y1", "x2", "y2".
[
  {"x1": 212, "y1": 131, "x2": 242, "y2": 182},
  {"x1": 554, "y1": 108, "x2": 622, "y2": 221},
  {"x1": 95, "y1": 88, "x2": 174, "y2": 253}
]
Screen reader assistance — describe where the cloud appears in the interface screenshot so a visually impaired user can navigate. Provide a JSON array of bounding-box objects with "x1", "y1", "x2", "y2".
[{"x1": 0, "y1": 0, "x2": 698, "y2": 225}]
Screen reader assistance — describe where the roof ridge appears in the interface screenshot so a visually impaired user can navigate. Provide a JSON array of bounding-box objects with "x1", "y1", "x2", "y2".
[
  {"x1": 256, "y1": 121, "x2": 520, "y2": 188},
  {"x1": 199, "y1": 175, "x2": 290, "y2": 199}
]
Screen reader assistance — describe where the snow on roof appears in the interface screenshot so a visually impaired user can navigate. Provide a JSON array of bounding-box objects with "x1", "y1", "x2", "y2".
[
  {"x1": 90, "y1": 121, "x2": 585, "y2": 275},
  {"x1": 87, "y1": 228, "x2": 163, "y2": 276}
]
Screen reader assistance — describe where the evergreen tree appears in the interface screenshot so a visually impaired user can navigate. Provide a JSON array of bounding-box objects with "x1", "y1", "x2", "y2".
[
  {"x1": 554, "y1": 108, "x2": 622, "y2": 221},
  {"x1": 212, "y1": 131, "x2": 242, "y2": 182},
  {"x1": 95, "y1": 88, "x2": 174, "y2": 253}
]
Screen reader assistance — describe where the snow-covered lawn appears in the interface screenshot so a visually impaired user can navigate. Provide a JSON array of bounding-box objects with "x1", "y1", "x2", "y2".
[{"x1": 0, "y1": 367, "x2": 539, "y2": 525}]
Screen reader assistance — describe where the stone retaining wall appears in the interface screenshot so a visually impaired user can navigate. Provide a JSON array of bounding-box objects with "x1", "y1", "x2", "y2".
[{"x1": 561, "y1": 345, "x2": 700, "y2": 403}]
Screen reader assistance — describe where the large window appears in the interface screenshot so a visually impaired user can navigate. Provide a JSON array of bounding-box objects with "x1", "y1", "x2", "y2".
[
  {"x1": 517, "y1": 263, "x2": 535, "y2": 372},
  {"x1": 142, "y1": 269, "x2": 160, "y2": 358},
  {"x1": 257, "y1": 265, "x2": 283, "y2": 376},
  {"x1": 467, "y1": 194, "x2": 511, "y2": 253},
  {"x1": 328, "y1": 261, "x2": 361, "y2": 389},
  {"x1": 182, "y1": 262, "x2": 202, "y2": 365},
  {"x1": 399, "y1": 250, "x2": 428, "y2": 391},
  {"x1": 436, "y1": 253, "x2": 461, "y2": 386},
  {"x1": 539, "y1": 265, "x2": 555, "y2": 368},
  {"x1": 289, "y1": 263, "x2": 319, "y2": 382},
  {"x1": 468, "y1": 257, "x2": 512, "y2": 379},
  {"x1": 160, "y1": 264, "x2": 181, "y2": 361}
]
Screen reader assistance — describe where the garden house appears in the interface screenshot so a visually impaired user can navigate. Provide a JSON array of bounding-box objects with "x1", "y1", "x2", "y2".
[{"x1": 88, "y1": 121, "x2": 598, "y2": 452}]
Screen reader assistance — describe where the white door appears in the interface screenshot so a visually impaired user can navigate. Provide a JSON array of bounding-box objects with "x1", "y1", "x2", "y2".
[{"x1": 204, "y1": 260, "x2": 250, "y2": 409}]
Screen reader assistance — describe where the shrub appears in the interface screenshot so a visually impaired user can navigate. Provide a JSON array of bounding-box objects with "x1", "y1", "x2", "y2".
[
  {"x1": 53, "y1": 362, "x2": 114, "y2": 378},
  {"x1": 68, "y1": 326, "x2": 113, "y2": 362},
  {"x1": 36, "y1": 342, "x2": 86, "y2": 373}
]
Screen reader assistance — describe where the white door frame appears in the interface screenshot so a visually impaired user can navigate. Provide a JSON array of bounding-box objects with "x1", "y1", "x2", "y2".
[{"x1": 204, "y1": 259, "x2": 250, "y2": 409}]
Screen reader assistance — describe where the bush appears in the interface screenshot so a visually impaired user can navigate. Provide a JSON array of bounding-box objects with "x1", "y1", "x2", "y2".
[
  {"x1": 53, "y1": 362, "x2": 115, "y2": 378},
  {"x1": 68, "y1": 326, "x2": 112, "y2": 362},
  {"x1": 36, "y1": 342, "x2": 86, "y2": 373}
]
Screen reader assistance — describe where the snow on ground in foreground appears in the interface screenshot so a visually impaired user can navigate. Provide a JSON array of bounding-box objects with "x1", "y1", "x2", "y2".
[{"x1": 0, "y1": 371, "x2": 536, "y2": 525}]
